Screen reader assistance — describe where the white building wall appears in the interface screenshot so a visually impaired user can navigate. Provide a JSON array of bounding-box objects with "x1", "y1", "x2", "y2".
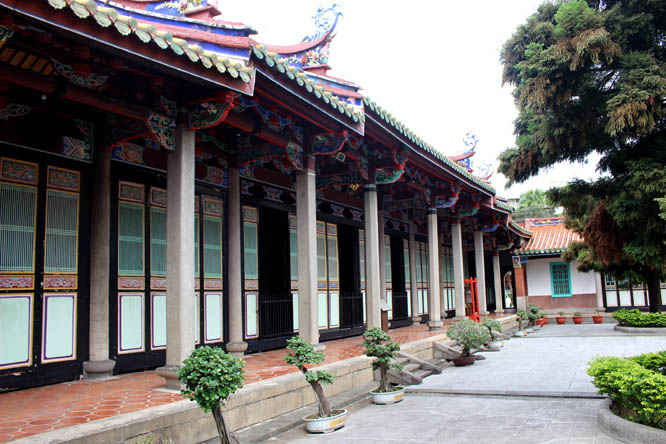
[{"x1": 526, "y1": 257, "x2": 596, "y2": 296}]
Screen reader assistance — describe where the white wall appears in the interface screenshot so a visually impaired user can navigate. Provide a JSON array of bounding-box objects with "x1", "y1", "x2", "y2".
[{"x1": 526, "y1": 257, "x2": 596, "y2": 296}]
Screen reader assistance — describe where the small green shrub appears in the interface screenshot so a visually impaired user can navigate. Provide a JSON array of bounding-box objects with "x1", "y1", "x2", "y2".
[
  {"x1": 573, "y1": 311, "x2": 582, "y2": 317},
  {"x1": 179, "y1": 346, "x2": 244, "y2": 444},
  {"x1": 517, "y1": 309, "x2": 527, "y2": 329},
  {"x1": 285, "y1": 336, "x2": 334, "y2": 418},
  {"x1": 446, "y1": 320, "x2": 490, "y2": 357},
  {"x1": 613, "y1": 309, "x2": 666, "y2": 327},
  {"x1": 363, "y1": 327, "x2": 402, "y2": 393},
  {"x1": 629, "y1": 351, "x2": 666, "y2": 375},
  {"x1": 588, "y1": 353, "x2": 666, "y2": 430}
]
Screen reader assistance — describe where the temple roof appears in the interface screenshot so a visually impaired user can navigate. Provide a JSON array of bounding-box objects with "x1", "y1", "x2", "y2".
[{"x1": 517, "y1": 217, "x2": 580, "y2": 255}]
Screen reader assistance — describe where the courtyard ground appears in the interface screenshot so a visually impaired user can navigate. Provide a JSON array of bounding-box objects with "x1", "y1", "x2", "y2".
[{"x1": 259, "y1": 323, "x2": 665, "y2": 444}]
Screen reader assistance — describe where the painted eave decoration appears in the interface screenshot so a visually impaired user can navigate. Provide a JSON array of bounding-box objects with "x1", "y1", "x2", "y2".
[
  {"x1": 362, "y1": 96, "x2": 496, "y2": 195},
  {"x1": 44, "y1": 0, "x2": 255, "y2": 84},
  {"x1": 251, "y1": 44, "x2": 365, "y2": 126}
]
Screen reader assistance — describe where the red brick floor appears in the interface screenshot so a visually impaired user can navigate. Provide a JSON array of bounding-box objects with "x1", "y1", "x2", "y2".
[{"x1": 0, "y1": 322, "x2": 454, "y2": 443}]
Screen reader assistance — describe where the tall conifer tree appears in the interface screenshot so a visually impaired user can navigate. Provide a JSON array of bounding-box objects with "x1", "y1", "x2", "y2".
[{"x1": 499, "y1": 0, "x2": 666, "y2": 312}]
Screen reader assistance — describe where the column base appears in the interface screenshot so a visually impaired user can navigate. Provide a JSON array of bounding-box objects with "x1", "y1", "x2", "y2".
[
  {"x1": 494, "y1": 310, "x2": 505, "y2": 316},
  {"x1": 411, "y1": 316, "x2": 422, "y2": 325},
  {"x1": 83, "y1": 359, "x2": 115, "y2": 380},
  {"x1": 453, "y1": 315, "x2": 467, "y2": 321},
  {"x1": 428, "y1": 320, "x2": 443, "y2": 331},
  {"x1": 596, "y1": 307, "x2": 606, "y2": 312},
  {"x1": 156, "y1": 365, "x2": 183, "y2": 390},
  {"x1": 480, "y1": 311, "x2": 490, "y2": 317},
  {"x1": 313, "y1": 343, "x2": 326, "y2": 352},
  {"x1": 226, "y1": 341, "x2": 248, "y2": 357}
]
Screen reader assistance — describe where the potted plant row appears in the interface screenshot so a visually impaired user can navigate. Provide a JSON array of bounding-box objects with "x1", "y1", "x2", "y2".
[
  {"x1": 363, "y1": 327, "x2": 404, "y2": 404},
  {"x1": 284, "y1": 336, "x2": 346, "y2": 433},
  {"x1": 514, "y1": 304, "x2": 545, "y2": 336},
  {"x1": 446, "y1": 319, "x2": 490, "y2": 366}
]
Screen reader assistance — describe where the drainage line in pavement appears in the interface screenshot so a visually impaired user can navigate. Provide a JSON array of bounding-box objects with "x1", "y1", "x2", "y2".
[{"x1": 405, "y1": 388, "x2": 607, "y2": 399}]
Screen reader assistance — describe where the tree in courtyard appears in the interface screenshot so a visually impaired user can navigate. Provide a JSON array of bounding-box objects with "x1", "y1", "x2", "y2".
[
  {"x1": 179, "y1": 347, "x2": 245, "y2": 444},
  {"x1": 499, "y1": 0, "x2": 666, "y2": 312}
]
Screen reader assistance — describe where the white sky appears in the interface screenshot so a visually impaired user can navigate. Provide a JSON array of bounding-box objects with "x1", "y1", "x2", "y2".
[{"x1": 219, "y1": 0, "x2": 600, "y2": 198}]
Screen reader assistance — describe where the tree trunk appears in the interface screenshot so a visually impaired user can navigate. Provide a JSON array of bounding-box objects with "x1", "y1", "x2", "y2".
[
  {"x1": 645, "y1": 271, "x2": 662, "y2": 313},
  {"x1": 309, "y1": 381, "x2": 332, "y2": 418},
  {"x1": 379, "y1": 362, "x2": 389, "y2": 392},
  {"x1": 211, "y1": 406, "x2": 238, "y2": 444}
]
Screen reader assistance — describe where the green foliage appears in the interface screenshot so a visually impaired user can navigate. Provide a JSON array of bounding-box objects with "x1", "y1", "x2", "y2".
[
  {"x1": 629, "y1": 351, "x2": 666, "y2": 375},
  {"x1": 482, "y1": 318, "x2": 503, "y2": 334},
  {"x1": 554, "y1": 0, "x2": 603, "y2": 37},
  {"x1": 613, "y1": 309, "x2": 666, "y2": 327},
  {"x1": 446, "y1": 320, "x2": 490, "y2": 357},
  {"x1": 363, "y1": 327, "x2": 402, "y2": 371},
  {"x1": 499, "y1": 1, "x2": 666, "y2": 311},
  {"x1": 178, "y1": 346, "x2": 245, "y2": 413},
  {"x1": 528, "y1": 304, "x2": 543, "y2": 325},
  {"x1": 588, "y1": 354, "x2": 666, "y2": 429},
  {"x1": 516, "y1": 189, "x2": 556, "y2": 218},
  {"x1": 284, "y1": 336, "x2": 333, "y2": 385},
  {"x1": 573, "y1": 311, "x2": 582, "y2": 316}
]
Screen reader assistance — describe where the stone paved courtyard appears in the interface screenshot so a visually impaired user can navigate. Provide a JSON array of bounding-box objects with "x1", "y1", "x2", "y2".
[{"x1": 262, "y1": 323, "x2": 665, "y2": 444}]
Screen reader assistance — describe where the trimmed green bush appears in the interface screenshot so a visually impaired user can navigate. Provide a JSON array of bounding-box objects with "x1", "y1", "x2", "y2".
[
  {"x1": 629, "y1": 351, "x2": 666, "y2": 375},
  {"x1": 179, "y1": 346, "x2": 245, "y2": 444},
  {"x1": 613, "y1": 309, "x2": 666, "y2": 327},
  {"x1": 588, "y1": 353, "x2": 666, "y2": 430},
  {"x1": 446, "y1": 319, "x2": 490, "y2": 357}
]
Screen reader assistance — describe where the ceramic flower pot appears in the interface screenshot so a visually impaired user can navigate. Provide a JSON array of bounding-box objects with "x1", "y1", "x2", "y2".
[
  {"x1": 304, "y1": 409, "x2": 347, "y2": 433},
  {"x1": 371, "y1": 386, "x2": 405, "y2": 405},
  {"x1": 556, "y1": 317, "x2": 566, "y2": 325},
  {"x1": 592, "y1": 315, "x2": 603, "y2": 324},
  {"x1": 572, "y1": 316, "x2": 583, "y2": 324},
  {"x1": 452, "y1": 355, "x2": 476, "y2": 366}
]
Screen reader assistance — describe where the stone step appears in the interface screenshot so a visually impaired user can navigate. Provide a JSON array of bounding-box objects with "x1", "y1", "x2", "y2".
[
  {"x1": 402, "y1": 363, "x2": 421, "y2": 372},
  {"x1": 413, "y1": 369, "x2": 433, "y2": 379}
]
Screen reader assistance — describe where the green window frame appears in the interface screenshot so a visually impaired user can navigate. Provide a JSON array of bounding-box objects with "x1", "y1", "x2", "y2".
[
  {"x1": 118, "y1": 202, "x2": 144, "y2": 276},
  {"x1": 203, "y1": 215, "x2": 223, "y2": 279},
  {"x1": 150, "y1": 207, "x2": 167, "y2": 276},
  {"x1": 243, "y1": 221, "x2": 258, "y2": 279},
  {"x1": 550, "y1": 262, "x2": 572, "y2": 297}
]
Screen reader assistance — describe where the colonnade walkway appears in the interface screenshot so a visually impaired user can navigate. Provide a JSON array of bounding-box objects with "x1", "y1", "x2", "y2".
[{"x1": 0, "y1": 319, "x2": 473, "y2": 443}]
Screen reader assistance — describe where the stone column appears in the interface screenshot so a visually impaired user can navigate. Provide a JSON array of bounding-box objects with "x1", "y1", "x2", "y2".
[
  {"x1": 364, "y1": 184, "x2": 381, "y2": 329},
  {"x1": 378, "y1": 206, "x2": 387, "y2": 303},
  {"x1": 451, "y1": 219, "x2": 466, "y2": 319},
  {"x1": 226, "y1": 167, "x2": 247, "y2": 356},
  {"x1": 157, "y1": 122, "x2": 195, "y2": 389},
  {"x1": 408, "y1": 219, "x2": 420, "y2": 324},
  {"x1": 83, "y1": 149, "x2": 115, "y2": 379},
  {"x1": 296, "y1": 158, "x2": 320, "y2": 346},
  {"x1": 493, "y1": 252, "x2": 504, "y2": 314},
  {"x1": 474, "y1": 231, "x2": 488, "y2": 315},
  {"x1": 594, "y1": 272, "x2": 605, "y2": 311},
  {"x1": 427, "y1": 208, "x2": 442, "y2": 330}
]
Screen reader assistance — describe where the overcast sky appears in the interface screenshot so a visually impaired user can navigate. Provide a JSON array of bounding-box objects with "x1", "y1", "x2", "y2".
[{"x1": 219, "y1": 0, "x2": 600, "y2": 198}]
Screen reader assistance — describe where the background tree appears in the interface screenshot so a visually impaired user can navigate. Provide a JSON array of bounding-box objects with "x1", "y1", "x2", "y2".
[
  {"x1": 516, "y1": 189, "x2": 556, "y2": 218},
  {"x1": 499, "y1": 0, "x2": 666, "y2": 312}
]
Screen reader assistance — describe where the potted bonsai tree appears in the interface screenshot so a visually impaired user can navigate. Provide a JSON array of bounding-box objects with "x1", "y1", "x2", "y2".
[
  {"x1": 528, "y1": 304, "x2": 543, "y2": 329},
  {"x1": 446, "y1": 319, "x2": 490, "y2": 366},
  {"x1": 284, "y1": 336, "x2": 346, "y2": 433},
  {"x1": 481, "y1": 318, "x2": 504, "y2": 346},
  {"x1": 572, "y1": 311, "x2": 584, "y2": 324},
  {"x1": 179, "y1": 346, "x2": 245, "y2": 444},
  {"x1": 363, "y1": 327, "x2": 404, "y2": 404},
  {"x1": 515, "y1": 309, "x2": 528, "y2": 336},
  {"x1": 556, "y1": 311, "x2": 566, "y2": 325}
]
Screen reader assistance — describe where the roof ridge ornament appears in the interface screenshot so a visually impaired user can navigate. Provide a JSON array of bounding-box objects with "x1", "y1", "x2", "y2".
[{"x1": 303, "y1": 4, "x2": 343, "y2": 42}]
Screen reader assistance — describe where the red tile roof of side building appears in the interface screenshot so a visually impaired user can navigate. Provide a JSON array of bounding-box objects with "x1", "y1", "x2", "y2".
[{"x1": 517, "y1": 217, "x2": 581, "y2": 256}]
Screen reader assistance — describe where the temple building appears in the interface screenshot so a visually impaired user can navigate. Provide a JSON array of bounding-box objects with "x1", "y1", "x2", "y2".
[{"x1": 0, "y1": 0, "x2": 530, "y2": 392}]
